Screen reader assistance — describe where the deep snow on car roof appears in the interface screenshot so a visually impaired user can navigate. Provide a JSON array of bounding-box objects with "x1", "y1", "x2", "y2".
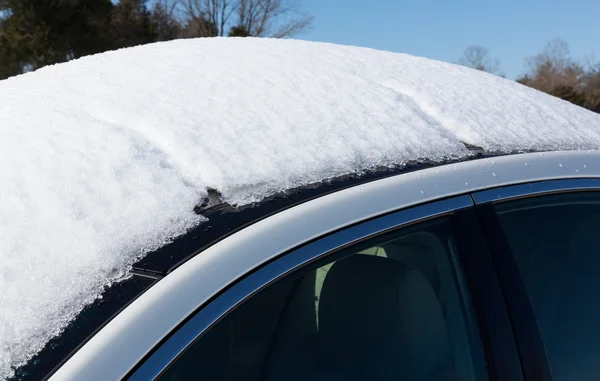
[
  {"x1": 8, "y1": 158, "x2": 456, "y2": 380},
  {"x1": 1, "y1": 37, "x2": 600, "y2": 379}
]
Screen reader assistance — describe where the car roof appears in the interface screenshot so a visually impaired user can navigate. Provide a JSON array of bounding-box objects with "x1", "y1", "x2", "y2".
[
  {"x1": 133, "y1": 145, "x2": 485, "y2": 276},
  {"x1": 13, "y1": 151, "x2": 472, "y2": 380},
  {"x1": 50, "y1": 150, "x2": 600, "y2": 381},
  {"x1": 13, "y1": 148, "x2": 597, "y2": 380},
  {"x1": 3, "y1": 37, "x2": 600, "y2": 379}
]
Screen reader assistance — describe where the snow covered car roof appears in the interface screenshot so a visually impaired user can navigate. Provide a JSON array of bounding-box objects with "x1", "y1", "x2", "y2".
[{"x1": 2, "y1": 37, "x2": 600, "y2": 379}]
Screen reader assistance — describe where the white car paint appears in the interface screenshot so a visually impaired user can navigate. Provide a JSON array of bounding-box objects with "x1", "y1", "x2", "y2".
[{"x1": 50, "y1": 150, "x2": 600, "y2": 381}]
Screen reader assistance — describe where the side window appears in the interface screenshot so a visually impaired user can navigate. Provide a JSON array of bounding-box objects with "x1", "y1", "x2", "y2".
[
  {"x1": 158, "y1": 218, "x2": 487, "y2": 381},
  {"x1": 494, "y1": 192, "x2": 600, "y2": 381}
]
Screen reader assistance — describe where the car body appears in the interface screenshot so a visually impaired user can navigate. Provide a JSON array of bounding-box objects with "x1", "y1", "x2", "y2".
[
  {"x1": 8, "y1": 148, "x2": 600, "y2": 381},
  {"x1": 4, "y1": 38, "x2": 600, "y2": 381}
]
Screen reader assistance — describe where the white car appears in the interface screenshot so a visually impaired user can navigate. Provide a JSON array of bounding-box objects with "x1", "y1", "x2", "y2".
[{"x1": 3, "y1": 39, "x2": 600, "y2": 381}]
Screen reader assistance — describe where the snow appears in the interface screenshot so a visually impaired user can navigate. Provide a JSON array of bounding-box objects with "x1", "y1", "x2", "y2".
[{"x1": 1, "y1": 37, "x2": 600, "y2": 378}]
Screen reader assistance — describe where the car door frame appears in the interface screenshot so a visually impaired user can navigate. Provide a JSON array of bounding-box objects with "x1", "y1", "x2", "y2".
[
  {"x1": 472, "y1": 178, "x2": 600, "y2": 381},
  {"x1": 127, "y1": 195, "x2": 523, "y2": 381},
  {"x1": 48, "y1": 150, "x2": 600, "y2": 381}
]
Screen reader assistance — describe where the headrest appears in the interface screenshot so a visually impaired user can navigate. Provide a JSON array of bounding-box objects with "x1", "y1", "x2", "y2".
[{"x1": 318, "y1": 254, "x2": 452, "y2": 380}]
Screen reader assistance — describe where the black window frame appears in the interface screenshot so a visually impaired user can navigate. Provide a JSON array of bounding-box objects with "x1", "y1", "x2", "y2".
[{"x1": 127, "y1": 194, "x2": 524, "y2": 381}]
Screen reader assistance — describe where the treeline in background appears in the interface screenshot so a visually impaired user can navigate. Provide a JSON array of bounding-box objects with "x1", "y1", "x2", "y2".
[
  {"x1": 0, "y1": 0, "x2": 313, "y2": 78},
  {"x1": 457, "y1": 40, "x2": 599, "y2": 114}
]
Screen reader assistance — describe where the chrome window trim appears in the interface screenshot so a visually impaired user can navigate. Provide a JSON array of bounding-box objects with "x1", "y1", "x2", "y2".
[
  {"x1": 473, "y1": 178, "x2": 600, "y2": 204},
  {"x1": 50, "y1": 150, "x2": 600, "y2": 381},
  {"x1": 129, "y1": 195, "x2": 473, "y2": 380}
]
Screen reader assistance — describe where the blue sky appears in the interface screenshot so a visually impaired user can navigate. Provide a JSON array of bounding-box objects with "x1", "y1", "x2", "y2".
[{"x1": 298, "y1": 0, "x2": 599, "y2": 79}]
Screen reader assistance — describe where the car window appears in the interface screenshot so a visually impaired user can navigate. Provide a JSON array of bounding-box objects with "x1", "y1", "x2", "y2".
[
  {"x1": 494, "y1": 192, "x2": 600, "y2": 381},
  {"x1": 157, "y1": 217, "x2": 487, "y2": 381}
]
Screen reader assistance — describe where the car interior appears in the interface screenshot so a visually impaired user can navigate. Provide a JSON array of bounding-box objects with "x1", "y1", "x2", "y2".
[
  {"x1": 496, "y1": 195, "x2": 600, "y2": 381},
  {"x1": 159, "y1": 222, "x2": 480, "y2": 381}
]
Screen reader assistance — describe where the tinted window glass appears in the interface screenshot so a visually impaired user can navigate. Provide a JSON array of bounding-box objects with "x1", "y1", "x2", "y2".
[
  {"x1": 495, "y1": 192, "x2": 600, "y2": 381},
  {"x1": 158, "y1": 218, "x2": 487, "y2": 381}
]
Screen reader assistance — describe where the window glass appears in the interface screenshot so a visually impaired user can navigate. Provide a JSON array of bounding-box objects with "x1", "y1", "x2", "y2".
[
  {"x1": 158, "y1": 218, "x2": 486, "y2": 381},
  {"x1": 495, "y1": 192, "x2": 600, "y2": 381}
]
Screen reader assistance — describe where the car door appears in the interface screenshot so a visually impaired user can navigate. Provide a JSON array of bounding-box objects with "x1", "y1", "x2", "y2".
[
  {"x1": 127, "y1": 195, "x2": 522, "y2": 381},
  {"x1": 473, "y1": 178, "x2": 600, "y2": 381}
]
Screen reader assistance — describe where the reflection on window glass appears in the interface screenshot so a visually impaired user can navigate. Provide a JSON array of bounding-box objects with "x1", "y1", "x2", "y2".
[
  {"x1": 496, "y1": 192, "x2": 600, "y2": 381},
  {"x1": 158, "y1": 218, "x2": 487, "y2": 381}
]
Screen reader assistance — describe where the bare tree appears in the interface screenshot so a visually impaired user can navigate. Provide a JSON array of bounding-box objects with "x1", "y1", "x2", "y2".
[
  {"x1": 527, "y1": 38, "x2": 571, "y2": 73},
  {"x1": 458, "y1": 45, "x2": 503, "y2": 76},
  {"x1": 235, "y1": 0, "x2": 313, "y2": 38},
  {"x1": 521, "y1": 38, "x2": 585, "y2": 93},
  {"x1": 152, "y1": 0, "x2": 183, "y2": 41},
  {"x1": 515, "y1": 39, "x2": 600, "y2": 112},
  {"x1": 583, "y1": 62, "x2": 600, "y2": 112},
  {"x1": 176, "y1": 0, "x2": 312, "y2": 38},
  {"x1": 178, "y1": 0, "x2": 234, "y2": 36}
]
